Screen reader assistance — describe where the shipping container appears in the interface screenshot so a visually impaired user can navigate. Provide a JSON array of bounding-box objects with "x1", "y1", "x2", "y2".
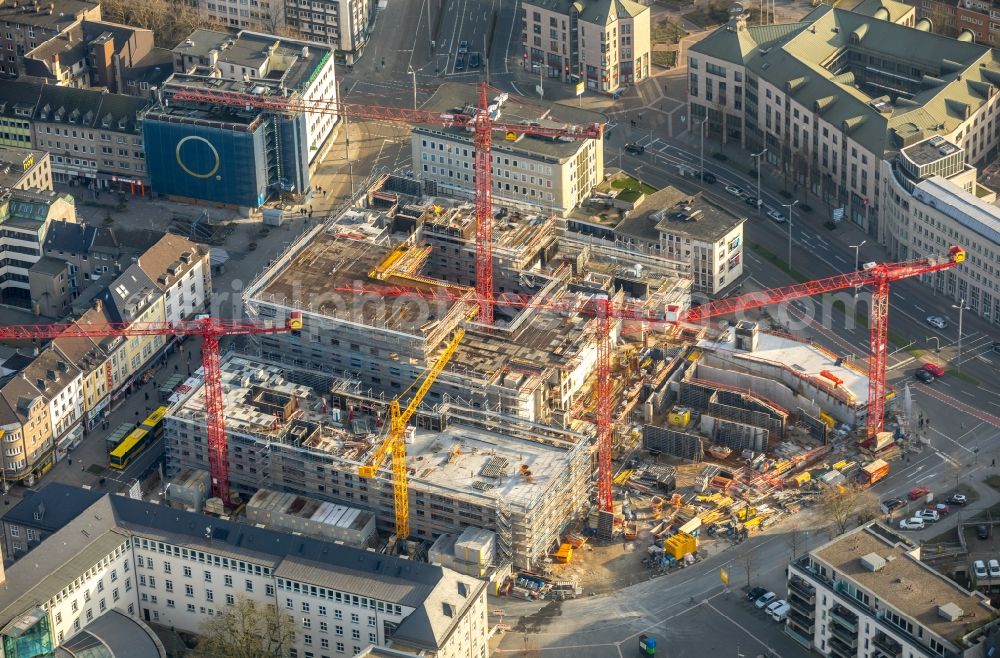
[{"x1": 857, "y1": 459, "x2": 890, "y2": 487}]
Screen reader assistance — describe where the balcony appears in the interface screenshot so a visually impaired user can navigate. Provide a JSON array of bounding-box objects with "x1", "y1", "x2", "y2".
[
  {"x1": 788, "y1": 590, "x2": 814, "y2": 611},
  {"x1": 788, "y1": 577, "x2": 816, "y2": 603},
  {"x1": 872, "y1": 633, "x2": 903, "y2": 657},
  {"x1": 830, "y1": 622, "x2": 858, "y2": 646},
  {"x1": 830, "y1": 605, "x2": 859, "y2": 633},
  {"x1": 828, "y1": 635, "x2": 855, "y2": 658},
  {"x1": 787, "y1": 608, "x2": 814, "y2": 633}
]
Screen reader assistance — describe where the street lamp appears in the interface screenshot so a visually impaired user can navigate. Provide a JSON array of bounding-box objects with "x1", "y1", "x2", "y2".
[
  {"x1": 952, "y1": 299, "x2": 971, "y2": 371},
  {"x1": 783, "y1": 199, "x2": 799, "y2": 269},
  {"x1": 849, "y1": 240, "x2": 866, "y2": 297},
  {"x1": 407, "y1": 66, "x2": 417, "y2": 111},
  {"x1": 699, "y1": 116, "x2": 709, "y2": 183},
  {"x1": 751, "y1": 148, "x2": 766, "y2": 216},
  {"x1": 926, "y1": 336, "x2": 941, "y2": 353}
]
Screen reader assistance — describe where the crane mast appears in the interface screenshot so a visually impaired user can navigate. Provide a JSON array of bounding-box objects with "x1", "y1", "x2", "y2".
[{"x1": 358, "y1": 327, "x2": 467, "y2": 538}]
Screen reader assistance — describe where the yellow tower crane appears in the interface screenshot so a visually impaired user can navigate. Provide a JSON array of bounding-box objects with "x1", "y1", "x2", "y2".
[{"x1": 358, "y1": 326, "x2": 467, "y2": 539}]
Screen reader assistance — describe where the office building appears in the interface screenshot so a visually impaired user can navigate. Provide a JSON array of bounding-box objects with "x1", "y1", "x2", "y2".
[
  {"x1": 520, "y1": 0, "x2": 651, "y2": 93},
  {"x1": 411, "y1": 83, "x2": 605, "y2": 217},
  {"x1": 0, "y1": 0, "x2": 101, "y2": 78},
  {"x1": 23, "y1": 19, "x2": 172, "y2": 96},
  {"x1": 285, "y1": 0, "x2": 375, "y2": 63},
  {"x1": 0, "y1": 491, "x2": 489, "y2": 657},
  {"x1": 0, "y1": 146, "x2": 52, "y2": 191},
  {"x1": 170, "y1": 29, "x2": 338, "y2": 165},
  {"x1": 786, "y1": 522, "x2": 1000, "y2": 657},
  {"x1": 687, "y1": 2, "x2": 1000, "y2": 235},
  {"x1": 881, "y1": 134, "x2": 1000, "y2": 326},
  {"x1": 0, "y1": 187, "x2": 76, "y2": 303}
]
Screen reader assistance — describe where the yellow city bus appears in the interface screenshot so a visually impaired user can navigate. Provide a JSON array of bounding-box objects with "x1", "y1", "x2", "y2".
[
  {"x1": 140, "y1": 406, "x2": 167, "y2": 441},
  {"x1": 109, "y1": 427, "x2": 149, "y2": 470}
]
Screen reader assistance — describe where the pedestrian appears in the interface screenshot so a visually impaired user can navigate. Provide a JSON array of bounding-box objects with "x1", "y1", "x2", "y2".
[
  {"x1": 174, "y1": 364, "x2": 179, "y2": 372},
  {"x1": 993, "y1": 458, "x2": 996, "y2": 467},
  {"x1": 144, "y1": 392, "x2": 149, "y2": 401}
]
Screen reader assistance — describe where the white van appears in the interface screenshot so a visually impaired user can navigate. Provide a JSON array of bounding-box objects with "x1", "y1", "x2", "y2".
[{"x1": 769, "y1": 602, "x2": 791, "y2": 622}]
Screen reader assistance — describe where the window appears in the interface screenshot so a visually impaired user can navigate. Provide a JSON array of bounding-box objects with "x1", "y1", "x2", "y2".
[
  {"x1": 183, "y1": 566, "x2": 192, "y2": 578},
  {"x1": 185, "y1": 584, "x2": 194, "y2": 597},
  {"x1": 245, "y1": 580, "x2": 253, "y2": 592},
  {"x1": 226, "y1": 594, "x2": 235, "y2": 605},
  {"x1": 224, "y1": 574, "x2": 232, "y2": 587},
  {"x1": 204, "y1": 571, "x2": 212, "y2": 582}
]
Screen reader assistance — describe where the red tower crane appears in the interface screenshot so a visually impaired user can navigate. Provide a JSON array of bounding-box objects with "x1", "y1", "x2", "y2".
[
  {"x1": 0, "y1": 314, "x2": 303, "y2": 503},
  {"x1": 335, "y1": 244, "x2": 965, "y2": 509},
  {"x1": 167, "y1": 83, "x2": 604, "y2": 325}
]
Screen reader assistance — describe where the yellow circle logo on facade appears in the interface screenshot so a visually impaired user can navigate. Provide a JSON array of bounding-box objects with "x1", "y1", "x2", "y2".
[{"x1": 176, "y1": 135, "x2": 221, "y2": 179}]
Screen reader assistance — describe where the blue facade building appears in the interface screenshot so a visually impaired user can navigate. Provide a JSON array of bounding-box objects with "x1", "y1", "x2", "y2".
[{"x1": 143, "y1": 80, "x2": 310, "y2": 208}]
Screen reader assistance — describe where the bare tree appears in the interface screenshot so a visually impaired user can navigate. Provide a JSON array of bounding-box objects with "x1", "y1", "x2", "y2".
[
  {"x1": 192, "y1": 596, "x2": 296, "y2": 658},
  {"x1": 101, "y1": 0, "x2": 219, "y2": 48},
  {"x1": 737, "y1": 544, "x2": 758, "y2": 588},
  {"x1": 819, "y1": 487, "x2": 880, "y2": 536}
]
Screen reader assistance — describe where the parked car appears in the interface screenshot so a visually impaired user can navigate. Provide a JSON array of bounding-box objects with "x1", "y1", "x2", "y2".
[
  {"x1": 930, "y1": 503, "x2": 951, "y2": 515},
  {"x1": 881, "y1": 497, "x2": 906, "y2": 514},
  {"x1": 755, "y1": 591, "x2": 777, "y2": 609},
  {"x1": 988, "y1": 560, "x2": 1000, "y2": 578},
  {"x1": 766, "y1": 209, "x2": 786, "y2": 223},
  {"x1": 975, "y1": 560, "x2": 989, "y2": 579},
  {"x1": 700, "y1": 171, "x2": 717, "y2": 184},
  {"x1": 458, "y1": 40, "x2": 469, "y2": 53},
  {"x1": 977, "y1": 525, "x2": 990, "y2": 540},
  {"x1": 455, "y1": 57, "x2": 465, "y2": 71},
  {"x1": 746, "y1": 586, "x2": 767, "y2": 602},
  {"x1": 915, "y1": 369, "x2": 935, "y2": 383},
  {"x1": 921, "y1": 363, "x2": 945, "y2": 377},
  {"x1": 625, "y1": 143, "x2": 645, "y2": 155},
  {"x1": 769, "y1": 602, "x2": 790, "y2": 622},
  {"x1": 948, "y1": 494, "x2": 968, "y2": 505},
  {"x1": 765, "y1": 599, "x2": 784, "y2": 614},
  {"x1": 745, "y1": 196, "x2": 763, "y2": 207},
  {"x1": 926, "y1": 315, "x2": 948, "y2": 330},
  {"x1": 469, "y1": 52, "x2": 481, "y2": 69},
  {"x1": 909, "y1": 486, "x2": 930, "y2": 500},
  {"x1": 899, "y1": 517, "x2": 926, "y2": 530},
  {"x1": 724, "y1": 185, "x2": 743, "y2": 196},
  {"x1": 917, "y1": 509, "x2": 940, "y2": 522}
]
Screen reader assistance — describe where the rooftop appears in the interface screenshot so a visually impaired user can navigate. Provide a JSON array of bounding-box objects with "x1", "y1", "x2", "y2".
[
  {"x1": 28, "y1": 255, "x2": 68, "y2": 277},
  {"x1": 172, "y1": 356, "x2": 587, "y2": 511},
  {"x1": 619, "y1": 186, "x2": 746, "y2": 243},
  {"x1": 172, "y1": 29, "x2": 331, "y2": 95},
  {"x1": 522, "y1": 0, "x2": 648, "y2": 23},
  {"x1": 0, "y1": 146, "x2": 47, "y2": 189},
  {"x1": 0, "y1": 491, "x2": 484, "y2": 651},
  {"x1": 0, "y1": 0, "x2": 98, "y2": 32},
  {"x1": 54, "y1": 610, "x2": 164, "y2": 658},
  {"x1": 689, "y1": 6, "x2": 1000, "y2": 158},
  {"x1": 251, "y1": 214, "x2": 466, "y2": 335},
  {"x1": 901, "y1": 135, "x2": 963, "y2": 168},
  {"x1": 416, "y1": 83, "x2": 605, "y2": 162},
  {"x1": 34, "y1": 84, "x2": 151, "y2": 133},
  {"x1": 1, "y1": 482, "x2": 103, "y2": 534},
  {"x1": 812, "y1": 523, "x2": 993, "y2": 644},
  {"x1": 914, "y1": 176, "x2": 1000, "y2": 245},
  {"x1": 699, "y1": 326, "x2": 869, "y2": 405}
]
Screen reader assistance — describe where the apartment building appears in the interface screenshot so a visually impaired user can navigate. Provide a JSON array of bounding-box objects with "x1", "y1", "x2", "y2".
[
  {"x1": 687, "y1": 2, "x2": 1000, "y2": 237},
  {"x1": 0, "y1": 78, "x2": 40, "y2": 148},
  {"x1": 0, "y1": 145, "x2": 52, "y2": 191},
  {"x1": 954, "y1": 0, "x2": 1000, "y2": 44},
  {"x1": 23, "y1": 19, "x2": 173, "y2": 96},
  {"x1": 520, "y1": 0, "x2": 651, "y2": 94},
  {"x1": 0, "y1": 481, "x2": 102, "y2": 559},
  {"x1": 0, "y1": 187, "x2": 76, "y2": 304},
  {"x1": 27, "y1": 255, "x2": 71, "y2": 317},
  {"x1": 41, "y1": 219, "x2": 120, "y2": 298},
  {"x1": 785, "y1": 522, "x2": 1000, "y2": 657},
  {"x1": 0, "y1": 373, "x2": 53, "y2": 487},
  {"x1": 606, "y1": 186, "x2": 745, "y2": 295},
  {"x1": 0, "y1": 491, "x2": 489, "y2": 657},
  {"x1": 189, "y1": 0, "x2": 285, "y2": 32},
  {"x1": 285, "y1": 0, "x2": 374, "y2": 63},
  {"x1": 881, "y1": 136, "x2": 1000, "y2": 326},
  {"x1": 171, "y1": 29, "x2": 338, "y2": 165},
  {"x1": 411, "y1": 84, "x2": 605, "y2": 217},
  {"x1": 134, "y1": 233, "x2": 211, "y2": 323},
  {"x1": 0, "y1": 0, "x2": 101, "y2": 78}
]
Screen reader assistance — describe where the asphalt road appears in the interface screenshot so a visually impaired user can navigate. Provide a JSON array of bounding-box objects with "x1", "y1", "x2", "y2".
[{"x1": 492, "y1": 528, "x2": 822, "y2": 657}]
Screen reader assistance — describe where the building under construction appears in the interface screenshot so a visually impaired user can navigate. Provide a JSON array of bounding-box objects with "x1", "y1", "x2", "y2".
[{"x1": 164, "y1": 355, "x2": 593, "y2": 569}]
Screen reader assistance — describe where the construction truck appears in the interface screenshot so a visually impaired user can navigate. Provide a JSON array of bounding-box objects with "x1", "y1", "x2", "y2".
[
  {"x1": 638, "y1": 634, "x2": 657, "y2": 655},
  {"x1": 857, "y1": 458, "x2": 890, "y2": 488}
]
